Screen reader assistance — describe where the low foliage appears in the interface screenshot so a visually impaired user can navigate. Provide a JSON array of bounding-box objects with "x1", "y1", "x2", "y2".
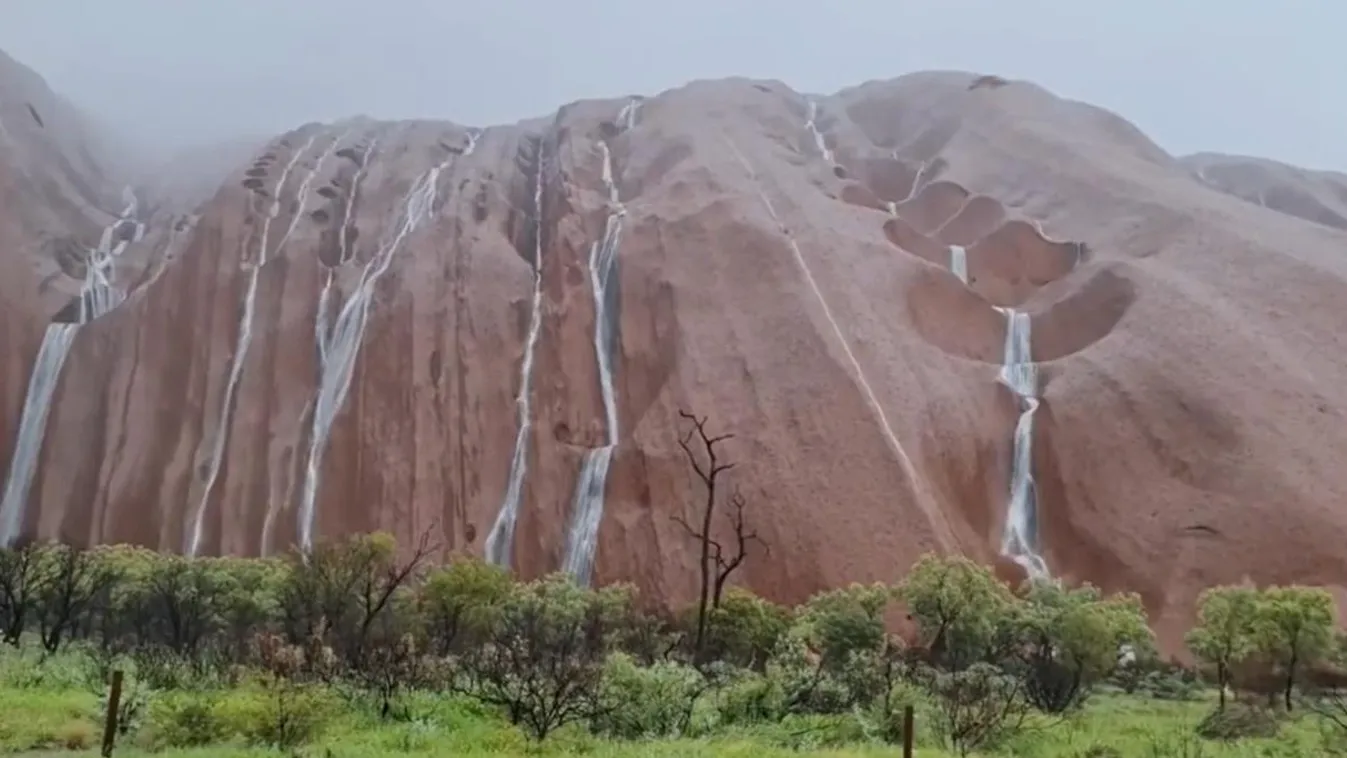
[{"x1": 0, "y1": 533, "x2": 1343, "y2": 756}]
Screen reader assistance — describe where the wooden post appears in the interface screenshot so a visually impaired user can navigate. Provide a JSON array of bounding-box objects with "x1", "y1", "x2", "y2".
[
  {"x1": 902, "y1": 704, "x2": 914, "y2": 758},
  {"x1": 101, "y1": 669, "x2": 124, "y2": 757}
]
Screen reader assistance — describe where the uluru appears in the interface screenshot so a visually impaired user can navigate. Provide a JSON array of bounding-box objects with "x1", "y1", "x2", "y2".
[{"x1": 1, "y1": 32, "x2": 1346, "y2": 658}]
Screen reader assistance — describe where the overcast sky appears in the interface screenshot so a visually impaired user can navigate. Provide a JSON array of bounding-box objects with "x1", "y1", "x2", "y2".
[{"x1": 2, "y1": 0, "x2": 1342, "y2": 171}]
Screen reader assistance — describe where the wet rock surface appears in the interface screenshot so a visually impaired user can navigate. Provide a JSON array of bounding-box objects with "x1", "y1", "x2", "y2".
[{"x1": 3, "y1": 57, "x2": 1347, "y2": 655}]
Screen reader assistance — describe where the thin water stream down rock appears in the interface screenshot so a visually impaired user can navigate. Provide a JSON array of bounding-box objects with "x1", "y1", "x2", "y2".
[
  {"x1": 485, "y1": 132, "x2": 550, "y2": 568},
  {"x1": 561, "y1": 98, "x2": 641, "y2": 585}
]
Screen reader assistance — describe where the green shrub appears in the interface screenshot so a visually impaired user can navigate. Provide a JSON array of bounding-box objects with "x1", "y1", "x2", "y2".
[
  {"x1": 144, "y1": 691, "x2": 228, "y2": 748},
  {"x1": 755, "y1": 712, "x2": 869, "y2": 750},
  {"x1": 593, "y1": 652, "x2": 709, "y2": 738},
  {"x1": 1139, "y1": 668, "x2": 1203, "y2": 702},
  {"x1": 858, "y1": 679, "x2": 928, "y2": 745},
  {"x1": 715, "y1": 670, "x2": 785, "y2": 726},
  {"x1": 1195, "y1": 702, "x2": 1283, "y2": 741},
  {"x1": 701, "y1": 587, "x2": 792, "y2": 670},
  {"x1": 53, "y1": 719, "x2": 95, "y2": 750},
  {"x1": 0, "y1": 645, "x2": 92, "y2": 690},
  {"x1": 214, "y1": 678, "x2": 338, "y2": 749}
]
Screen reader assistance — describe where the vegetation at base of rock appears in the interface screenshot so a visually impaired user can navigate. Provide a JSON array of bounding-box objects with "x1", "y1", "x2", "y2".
[{"x1": 0, "y1": 536, "x2": 1345, "y2": 756}]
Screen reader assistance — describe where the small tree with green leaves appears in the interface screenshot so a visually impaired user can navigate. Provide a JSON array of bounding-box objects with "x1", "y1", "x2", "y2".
[
  {"x1": 899, "y1": 553, "x2": 1018, "y2": 671},
  {"x1": 780, "y1": 582, "x2": 893, "y2": 713},
  {"x1": 1252, "y1": 585, "x2": 1336, "y2": 711},
  {"x1": 0, "y1": 538, "x2": 46, "y2": 645},
  {"x1": 1186, "y1": 585, "x2": 1260, "y2": 710},
  {"x1": 455, "y1": 574, "x2": 628, "y2": 740},
  {"x1": 278, "y1": 531, "x2": 434, "y2": 670},
  {"x1": 418, "y1": 556, "x2": 512, "y2": 655},
  {"x1": 919, "y1": 662, "x2": 1032, "y2": 757},
  {"x1": 700, "y1": 587, "x2": 791, "y2": 671},
  {"x1": 1012, "y1": 581, "x2": 1152, "y2": 713},
  {"x1": 34, "y1": 543, "x2": 119, "y2": 653},
  {"x1": 1303, "y1": 630, "x2": 1347, "y2": 748}
]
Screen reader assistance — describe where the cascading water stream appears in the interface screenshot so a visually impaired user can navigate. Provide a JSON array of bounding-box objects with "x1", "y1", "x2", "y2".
[
  {"x1": 561, "y1": 100, "x2": 640, "y2": 584},
  {"x1": 293, "y1": 130, "x2": 478, "y2": 553},
  {"x1": 186, "y1": 132, "x2": 325, "y2": 556},
  {"x1": 0, "y1": 326, "x2": 77, "y2": 544},
  {"x1": 312, "y1": 135, "x2": 380, "y2": 380},
  {"x1": 484, "y1": 132, "x2": 553, "y2": 568},
  {"x1": 996, "y1": 307, "x2": 1048, "y2": 580},
  {"x1": 949, "y1": 245, "x2": 968, "y2": 285},
  {"x1": 0, "y1": 186, "x2": 145, "y2": 545},
  {"x1": 885, "y1": 162, "x2": 929, "y2": 218},
  {"x1": 805, "y1": 100, "x2": 835, "y2": 165}
]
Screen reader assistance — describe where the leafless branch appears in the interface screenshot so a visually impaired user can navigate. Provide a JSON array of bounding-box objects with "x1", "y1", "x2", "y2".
[{"x1": 671, "y1": 408, "x2": 766, "y2": 662}]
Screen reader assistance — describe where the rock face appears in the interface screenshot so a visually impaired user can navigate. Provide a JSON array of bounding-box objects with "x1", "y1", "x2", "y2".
[
  {"x1": 4, "y1": 53, "x2": 1347, "y2": 653},
  {"x1": 1182, "y1": 152, "x2": 1347, "y2": 231}
]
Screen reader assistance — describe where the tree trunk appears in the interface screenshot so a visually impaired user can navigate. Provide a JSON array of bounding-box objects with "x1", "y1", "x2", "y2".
[
  {"x1": 692, "y1": 543, "x2": 710, "y2": 661},
  {"x1": 692, "y1": 486, "x2": 715, "y2": 662},
  {"x1": 1286, "y1": 651, "x2": 1298, "y2": 712}
]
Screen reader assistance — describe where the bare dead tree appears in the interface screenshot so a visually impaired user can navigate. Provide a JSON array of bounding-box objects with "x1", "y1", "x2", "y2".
[
  {"x1": 710, "y1": 488, "x2": 768, "y2": 608},
  {"x1": 671, "y1": 409, "x2": 766, "y2": 662}
]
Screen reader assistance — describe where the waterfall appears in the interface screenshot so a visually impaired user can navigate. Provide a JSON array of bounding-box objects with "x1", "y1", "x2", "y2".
[
  {"x1": 561, "y1": 99, "x2": 641, "y2": 584},
  {"x1": 885, "y1": 162, "x2": 928, "y2": 217},
  {"x1": 484, "y1": 133, "x2": 551, "y2": 568},
  {"x1": 996, "y1": 307, "x2": 1048, "y2": 579},
  {"x1": 562, "y1": 447, "x2": 614, "y2": 583},
  {"x1": 949, "y1": 245, "x2": 968, "y2": 285},
  {"x1": 186, "y1": 132, "x2": 325, "y2": 556},
  {"x1": 0, "y1": 326, "x2": 77, "y2": 544},
  {"x1": 805, "y1": 99, "x2": 835, "y2": 165},
  {"x1": 0, "y1": 186, "x2": 145, "y2": 546},
  {"x1": 337, "y1": 137, "x2": 378, "y2": 264},
  {"x1": 294, "y1": 130, "x2": 478, "y2": 553},
  {"x1": 264, "y1": 132, "x2": 378, "y2": 553}
]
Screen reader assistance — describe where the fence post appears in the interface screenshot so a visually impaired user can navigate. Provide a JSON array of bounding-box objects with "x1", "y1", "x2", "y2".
[
  {"x1": 101, "y1": 669, "x2": 124, "y2": 757},
  {"x1": 902, "y1": 704, "x2": 914, "y2": 758}
]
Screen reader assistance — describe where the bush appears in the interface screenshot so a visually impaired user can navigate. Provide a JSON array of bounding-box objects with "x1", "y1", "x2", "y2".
[
  {"x1": 751, "y1": 712, "x2": 870, "y2": 751},
  {"x1": 454, "y1": 574, "x2": 625, "y2": 740},
  {"x1": 900, "y1": 554, "x2": 1017, "y2": 671},
  {"x1": 1013, "y1": 581, "x2": 1152, "y2": 714},
  {"x1": 53, "y1": 719, "x2": 95, "y2": 750},
  {"x1": 12, "y1": 533, "x2": 1347, "y2": 752},
  {"x1": 144, "y1": 691, "x2": 228, "y2": 748},
  {"x1": 858, "y1": 678, "x2": 928, "y2": 745},
  {"x1": 770, "y1": 584, "x2": 895, "y2": 715},
  {"x1": 1138, "y1": 667, "x2": 1203, "y2": 702},
  {"x1": 715, "y1": 670, "x2": 785, "y2": 726},
  {"x1": 1195, "y1": 702, "x2": 1283, "y2": 741},
  {"x1": 700, "y1": 587, "x2": 792, "y2": 670},
  {"x1": 593, "y1": 652, "x2": 709, "y2": 738},
  {"x1": 919, "y1": 662, "x2": 1032, "y2": 757},
  {"x1": 214, "y1": 678, "x2": 339, "y2": 749}
]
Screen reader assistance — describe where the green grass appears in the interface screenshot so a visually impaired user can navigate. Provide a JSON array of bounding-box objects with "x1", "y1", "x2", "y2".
[{"x1": 0, "y1": 648, "x2": 1338, "y2": 757}]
